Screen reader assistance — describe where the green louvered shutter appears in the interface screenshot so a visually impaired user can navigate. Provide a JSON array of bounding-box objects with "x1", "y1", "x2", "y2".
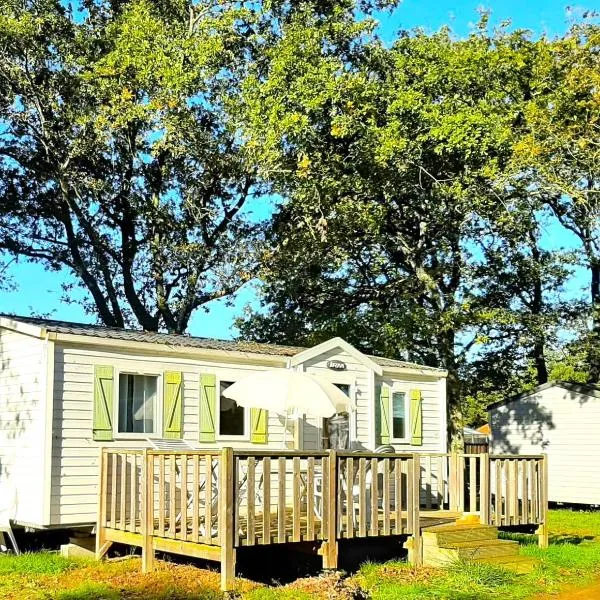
[
  {"x1": 199, "y1": 373, "x2": 216, "y2": 443},
  {"x1": 93, "y1": 365, "x2": 114, "y2": 441},
  {"x1": 250, "y1": 408, "x2": 268, "y2": 444},
  {"x1": 410, "y1": 389, "x2": 423, "y2": 446},
  {"x1": 376, "y1": 384, "x2": 391, "y2": 445},
  {"x1": 163, "y1": 371, "x2": 183, "y2": 439}
]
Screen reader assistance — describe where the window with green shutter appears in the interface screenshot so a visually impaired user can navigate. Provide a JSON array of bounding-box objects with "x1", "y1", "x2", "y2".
[
  {"x1": 376, "y1": 384, "x2": 391, "y2": 445},
  {"x1": 93, "y1": 365, "x2": 114, "y2": 441},
  {"x1": 199, "y1": 373, "x2": 216, "y2": 442},
  {"x1": 163, "y1": 371, "x2": 183, "y2": 439},
  {"x1": 250, "y1": 408, "x2": 268, "y2": 444},
  {"x1": 410, "y1": 389, "x2": 423, "y2": 446}
]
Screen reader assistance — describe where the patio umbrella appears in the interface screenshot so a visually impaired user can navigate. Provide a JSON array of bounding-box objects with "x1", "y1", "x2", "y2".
[{"x1": 221, "y1": 369, "x2": 355, "y2": 418}]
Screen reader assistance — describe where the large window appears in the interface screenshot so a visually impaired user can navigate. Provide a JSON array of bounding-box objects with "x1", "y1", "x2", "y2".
[
  {"x1": 219, "y1": 381, "x2": 245, "y2": 436},
  {"x1": 392, "y1": 391, "x2": 407, "y2": 440},
  {"x1": 118, "y1": 374, "x2": 157, "y2": 434}
]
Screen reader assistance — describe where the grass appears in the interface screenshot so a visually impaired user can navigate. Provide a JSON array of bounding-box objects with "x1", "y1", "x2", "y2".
[
  {"x1": 2, "y1": 509, "x2": 600, "y2": 599},
  {"x1": 352, "y1": 509, "x2": 600, "y2": 600},
  {"x1": 0, "y1": 551, "x2": 84, "y2": 575}
]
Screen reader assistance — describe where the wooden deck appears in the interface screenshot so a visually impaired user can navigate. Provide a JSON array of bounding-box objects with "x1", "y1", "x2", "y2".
[{"x1": 96, "y1": 449, "x2": 548, "y2": 591}]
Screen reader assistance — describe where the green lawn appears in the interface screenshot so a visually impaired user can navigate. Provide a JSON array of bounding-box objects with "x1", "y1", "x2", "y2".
[{"x1": 2, "y1": 509, "x2": 600, "y2": 599}]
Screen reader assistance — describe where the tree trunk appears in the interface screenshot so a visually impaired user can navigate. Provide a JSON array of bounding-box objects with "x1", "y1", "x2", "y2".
[
  {"x1": 438, "y1": 329, "x2": 463, "y2": 451},
  {"x1": 533, "y1": 340, "x2": 548, "y2": 386},
  {"x1": 530, "y1": 237, "x2": 548, "y2": 386},
  {"x1": 589, "y1": 260, "x2": 600, "y2": 382}
]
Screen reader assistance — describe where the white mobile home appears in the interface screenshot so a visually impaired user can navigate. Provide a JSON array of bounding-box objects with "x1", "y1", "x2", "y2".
[
  {"x1": 489, "y1": 381, "x2": 600, "y2": 505},
  {"x1": 0, "y1": 315, "x2": 447, "y2": 530}
]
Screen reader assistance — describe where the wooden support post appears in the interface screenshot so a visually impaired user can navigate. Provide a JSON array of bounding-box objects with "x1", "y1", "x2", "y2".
[
  {"x1": 220, "y1": 447, "x2": 236, "y2": 592},
  {"x1": 480, "y1": 453, "x2": 490, "y2": 525},
  {"x1": 447, "y1": 452, "x2": 457, "y2": 512},
  {"x1": 142, "y1": 450, "x2": 155, "y2": 572},
  {"x1": 537, "y1": 455, "x2": 549, "y2": 549},
  {"x1": 95, "y1": 448, "x2": 113, "y2": 560},
  {"x1": 407, "y1": 454, "x2": 422, "y2": 566},
  {"x1": 321, "y1": 450, "x2": 338, "y2": 570}
]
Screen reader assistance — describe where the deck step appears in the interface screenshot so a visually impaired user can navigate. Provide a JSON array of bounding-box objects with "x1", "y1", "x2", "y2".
[
  {"x1": 474, "y1": 555, "x2": 540, "y2": 575},
  {"x1": 423, "y1": 540, "x2": 519, "y2": 565},
  {"x1": 424, "y1": 539, "x2": 519, "y2": 564},
  {"x1": 423, "y1": 524, "x2": 499, "y2": 545}
]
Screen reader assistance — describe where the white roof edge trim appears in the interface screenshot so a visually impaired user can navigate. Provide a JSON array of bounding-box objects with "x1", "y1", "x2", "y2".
[
  {"x1": 0, "y1": 316, "x2": 46, "y2": 339},
  {"x1": 290, "y1": 337, "x2": 384, "y2": 376},
  {"x1": 381, "y1": 366, "x2": 448, "y2": 378}
]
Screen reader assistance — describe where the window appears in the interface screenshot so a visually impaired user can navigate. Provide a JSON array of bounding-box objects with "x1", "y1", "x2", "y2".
[
  {"x1": 392, "y1": 391, "x2": 407, "y2": 440},
  {"x1": 118, "y1": 374, "x2": 157, "y2": 434},
  {"x1": 219, "y1": 381, "x2": 245, "y2": 436},
  {"x1": 322, "y1": 383, "x2": 351, "y2": 450}
]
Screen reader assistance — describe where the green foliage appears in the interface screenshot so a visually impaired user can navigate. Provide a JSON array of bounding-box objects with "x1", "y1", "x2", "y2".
[
  {"x1": 0, "y1": 0, "x2": 397, "y2": 332},
  {"x1": 0, "y1": 551, "x2": 84, "y2": 575},
  {"x1": 511, "y1": 20, "x2": 600, "y2": 379},
  {"x1": 238, "y1": 19, "x2": 588, "y2": 431},
  {"x1": 237, "y1": 16, "x2": 600, "y2": 430},
  {"x1": 53, "y1": 583, "x2": 120, "y2": 600}
]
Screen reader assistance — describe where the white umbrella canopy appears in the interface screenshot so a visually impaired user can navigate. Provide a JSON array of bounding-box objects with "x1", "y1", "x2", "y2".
[{"x1": 221, "y1": 369, "x2": 355, "y2": 418}]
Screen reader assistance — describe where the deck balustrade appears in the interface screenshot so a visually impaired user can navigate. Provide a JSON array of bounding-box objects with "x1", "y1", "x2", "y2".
[{"x1": 96, "y1": 448, "x2": 548, "y2": 591}]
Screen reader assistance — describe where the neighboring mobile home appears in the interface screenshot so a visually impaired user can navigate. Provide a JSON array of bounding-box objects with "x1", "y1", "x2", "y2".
[
  {"x1": 489, "y1": 381, "x2": 600, "y2": 505},
  {"x1": 0, "y1": 315, "x2": 447, "y2": 531}
]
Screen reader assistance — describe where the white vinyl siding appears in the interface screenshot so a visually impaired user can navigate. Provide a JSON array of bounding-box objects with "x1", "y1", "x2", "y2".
[
  {"x1": 49, "y1": 343, "x2": 291, "y2": 525},
  {"x1": 490, "y1": 385, "x2": 600, "y2": 505},
  {"x1": 377, "y1": 373, "x2": 445, "y2": 454},
  {"x1": 0, "y1": 329, "x2": 47, "y2": 526}
]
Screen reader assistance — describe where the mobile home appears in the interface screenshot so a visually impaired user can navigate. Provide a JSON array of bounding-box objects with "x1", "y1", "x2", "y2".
[
  {"x1": 0, "y1": 315, "x2": 448, "y2": 530},
  {"x1": 489, "y1": 381, "x2": 600, "y2": 505}
]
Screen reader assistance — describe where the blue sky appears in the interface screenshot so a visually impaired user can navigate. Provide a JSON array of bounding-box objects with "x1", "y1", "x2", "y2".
[{"x1": 1, "y1": 1, "x2": 596, "y2": 339}]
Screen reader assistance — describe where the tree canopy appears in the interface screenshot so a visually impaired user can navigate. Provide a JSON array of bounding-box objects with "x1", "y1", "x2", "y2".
[
  {"x1": 236, "y1": 18, "x2": 597, "y2": 435},
  {"x1": 1, "y1": 2, "x2": 598, "y2": 434},
  {"x1": 0, "y1": 0, "x2": 398, "y2": 332}
]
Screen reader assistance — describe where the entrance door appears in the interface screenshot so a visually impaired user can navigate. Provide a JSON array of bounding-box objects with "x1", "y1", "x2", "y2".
[{"x1": 322, "y1": 383, "x2": 350, "y2": 450}]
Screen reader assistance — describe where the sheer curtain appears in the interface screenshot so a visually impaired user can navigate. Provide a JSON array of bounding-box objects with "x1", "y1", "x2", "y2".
[{"x1": 119, "y1": 374, "x2": 156, "y2": 434}]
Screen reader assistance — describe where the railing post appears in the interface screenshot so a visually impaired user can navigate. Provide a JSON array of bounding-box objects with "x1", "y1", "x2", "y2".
[
  {"x1": 322, "y1": 449, "x2": 338, "y2": 570},
  {"x1": 220, "y1": 447, "x2": 236, "y2": 591},
  {"x1": 537, "y1": 455, "x2": 549, "y2": 548},
  {"x1": 95, "y1": 447, "x2": 108, "y2": 560},
  {"x1": 479, "y1": 453, "x2": 490, "y2": 525},
  {"x1": 449, "y1": 452, "x2": 458, "y2": 512},
  {"x1": 141, "y1": 449, "x2": 155, "y2": 572},
  {"x1": 407, "y1": 453, "x2": 422, "y2": 566}
]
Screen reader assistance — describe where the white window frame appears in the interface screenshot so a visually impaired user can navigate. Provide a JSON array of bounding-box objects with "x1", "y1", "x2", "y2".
[
  {"x1": 390, "y1": 384, "x2": 410, "y2": 444},
  {"x1": 113, "y1": 369, "x2": 163, "y2": 440},
  {"x1": 216, "y1": 376, "x2": 250, "y2": 442}
]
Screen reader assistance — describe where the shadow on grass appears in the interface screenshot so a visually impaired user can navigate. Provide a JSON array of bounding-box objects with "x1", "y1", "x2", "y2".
[
  {"x1": 160, "y1": 536, "x2": 409, "y2": 586},
  {"x1": 500, "y1": 531, "x2": 596, "y2": 546}
]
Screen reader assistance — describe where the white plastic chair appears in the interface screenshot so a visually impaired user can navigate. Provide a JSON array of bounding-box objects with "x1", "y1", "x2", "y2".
[{"x1": 344, "y1": 445, "x2": 395, "y2": 528}]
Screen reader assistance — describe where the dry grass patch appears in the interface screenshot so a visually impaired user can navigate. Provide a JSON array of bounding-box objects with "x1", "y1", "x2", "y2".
[{"x1": 0, "y1": 556, "x2": 259, "y2": 600}]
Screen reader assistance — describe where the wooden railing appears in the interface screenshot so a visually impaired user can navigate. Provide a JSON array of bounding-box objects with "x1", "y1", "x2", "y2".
[
  {"x1": 490, "y1": 455, "x2": 548, "y2": 531},
  {"x1": 232, "y1": 450, "x2": 331, "y2": 546},
  {"x1": 97, "y1": 449, "x2": 548, "y2": 592},
  {"x1": 336, "y1": 452, "x2": 419, "y2": 539}
]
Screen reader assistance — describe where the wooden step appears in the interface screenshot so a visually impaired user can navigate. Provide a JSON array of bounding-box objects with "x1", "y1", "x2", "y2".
[
  {"x1": 423, "y1": 540, "x2": 520, "y2": 565},
  {"x1": 474, "y1": 555, "x2": 540, "y2": 575},
  {"x1": 423, "y1": 524, "x2": 499, "y2": 546}
]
